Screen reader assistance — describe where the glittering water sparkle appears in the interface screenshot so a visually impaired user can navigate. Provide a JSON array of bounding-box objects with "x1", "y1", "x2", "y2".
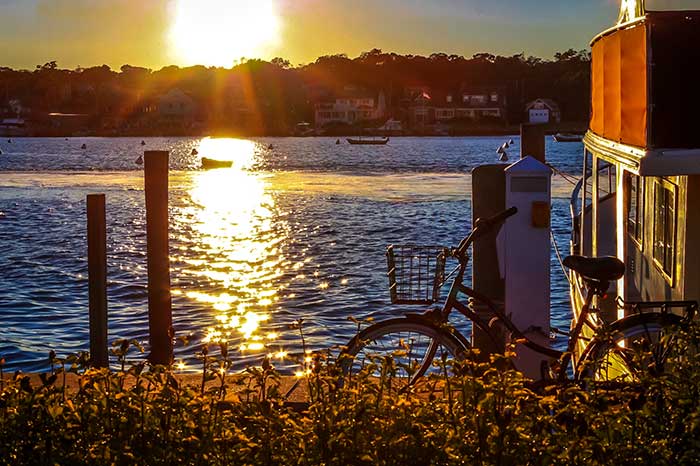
[{"x1": 0, "y1": 136, "x2": 582, "y2": 372}]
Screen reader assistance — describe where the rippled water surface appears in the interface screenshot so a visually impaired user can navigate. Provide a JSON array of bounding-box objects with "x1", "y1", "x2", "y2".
[{"x1": 0, "y1": 137, "x2": 583, "y2": 372}]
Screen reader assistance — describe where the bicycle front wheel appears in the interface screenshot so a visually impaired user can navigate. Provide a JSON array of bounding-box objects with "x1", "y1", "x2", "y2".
[
  {"x1": 339, "y1": 317, "x2": 470, "y2": 388},
  {"x1": 576, "y1": 313, "x2": 684, "y2": 382}
]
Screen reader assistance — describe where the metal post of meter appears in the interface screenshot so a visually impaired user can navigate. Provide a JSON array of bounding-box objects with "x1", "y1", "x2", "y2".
[{"x1": 503, "y1": 156, "x2": 552, "y2": 379}]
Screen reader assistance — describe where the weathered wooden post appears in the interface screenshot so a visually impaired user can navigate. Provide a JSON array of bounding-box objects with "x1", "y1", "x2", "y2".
[
  {"x1": 87, "y1": 194, "x2": 109, "y2": 368},
  {"x1": 520, "y1": 123, "x2": 546, "y2": 163},
  {"x1": 144, "y1": 151, "x2": 173, "y2": 366},
  {"x1": 471, "y1": 165, "x2": 507, "y2": 357}
]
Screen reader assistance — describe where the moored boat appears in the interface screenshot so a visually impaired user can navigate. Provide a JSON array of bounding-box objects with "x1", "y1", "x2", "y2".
[
  {"x1": 553, "y1": 133, "x2": 583, "y2": 142},
  {"x1": 0, "y1": 118, "x2": 27, "y2": 137},
  {"x1": 346, "y1": 137, "x2": 389, "y2": 145},
  {"x1": 201, "y1": 157, "x2": 233, "y2": 169},
  {"x1": 568, "y1": 1, "x2": 700, "y2": 361}
]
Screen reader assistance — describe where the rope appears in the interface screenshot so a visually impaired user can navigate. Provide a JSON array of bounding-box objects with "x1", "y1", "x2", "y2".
[
  {"x1": 546, "y1": 162, "x2": 580, "y2": 187},
  {"x1": 550, "y1": 230, "x2": 572, "y2": 286}
]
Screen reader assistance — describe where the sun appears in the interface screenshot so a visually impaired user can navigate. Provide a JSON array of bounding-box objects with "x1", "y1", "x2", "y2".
[{"x1": 169, "y1": 0, "x2": 280, "y2": 67}]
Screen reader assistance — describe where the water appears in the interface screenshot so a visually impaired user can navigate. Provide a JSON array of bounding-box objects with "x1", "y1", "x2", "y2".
[{"x1": 0, "y1": 136, "x2": 583, "y2": 372}]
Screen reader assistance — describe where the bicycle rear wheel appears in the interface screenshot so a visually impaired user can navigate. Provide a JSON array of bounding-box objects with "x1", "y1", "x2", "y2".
[
  {"x1": 338, "y1": 317, "x2": 470, "y2": 389},
  {"x1": 576, "y1": 313, "x2": 684, "y2": 382}
]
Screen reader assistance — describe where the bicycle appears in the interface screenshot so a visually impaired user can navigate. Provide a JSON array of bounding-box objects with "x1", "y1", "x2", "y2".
[{"x1": 339, "y1": 207, "x2": 697, "y2": 388}]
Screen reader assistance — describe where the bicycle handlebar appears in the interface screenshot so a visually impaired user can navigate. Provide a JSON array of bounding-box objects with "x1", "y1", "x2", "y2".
[
  {"x1": 483, "y1": 206, "x2": 519, "y2": 226},
  {"x1": 454, "y1": 206, "x2": 518, "y2": 259}
]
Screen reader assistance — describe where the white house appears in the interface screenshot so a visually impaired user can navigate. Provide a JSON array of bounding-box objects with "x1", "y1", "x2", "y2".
[
  {"x1": 158, "y1": 89, "x2": 196, "y2": 119},
  {"x1": 525, "y1": 99, "x2": 561, "y2": 124},
  {"x1": 314, "y1": 90, "x2": 386, "y2": 127}
]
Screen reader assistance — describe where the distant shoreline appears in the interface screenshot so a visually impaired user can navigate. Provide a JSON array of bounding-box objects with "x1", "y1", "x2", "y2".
[{"x1": 5, "y1": 123, "x2": 588, "y2": 139}]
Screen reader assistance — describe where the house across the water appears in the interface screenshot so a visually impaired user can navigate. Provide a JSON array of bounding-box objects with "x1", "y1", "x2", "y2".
[{"x1": 525, "y1": 99, "x2": 561, "y2": 125}]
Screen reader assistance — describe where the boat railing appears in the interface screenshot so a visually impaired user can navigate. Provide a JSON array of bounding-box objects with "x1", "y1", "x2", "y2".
[{"x1": 569, "y1": 174, "x2": 586, "y2": 255}]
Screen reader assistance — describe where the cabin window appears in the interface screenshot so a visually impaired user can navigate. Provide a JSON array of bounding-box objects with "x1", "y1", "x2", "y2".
[
  {"x1": 653, "y1": 179, "x2": 677, "y2": 281},
  {"x1": 625, "y1": 172, "x2": 643, "y2": 248},
  {"x1": 597, "y1": 160, "x2": 617, "y2": 200},
  {"x1": 577, "y1": 150, "x2": 594, "y2": 256}
]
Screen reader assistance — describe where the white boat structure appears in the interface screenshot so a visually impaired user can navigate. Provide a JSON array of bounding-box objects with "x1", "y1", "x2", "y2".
[{"x1": 568, "y1": 0, "x2": 700, "y2": 359}]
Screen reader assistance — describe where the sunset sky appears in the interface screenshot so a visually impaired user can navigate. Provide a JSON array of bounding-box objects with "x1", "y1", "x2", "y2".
[{"x1": 0, "y1": 0, "x2": 639, "y2": 70}]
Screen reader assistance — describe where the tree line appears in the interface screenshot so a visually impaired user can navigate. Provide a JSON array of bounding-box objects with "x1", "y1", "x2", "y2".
[{"x1": 0, "y1": 49, "x2": 591, "y2": 135}]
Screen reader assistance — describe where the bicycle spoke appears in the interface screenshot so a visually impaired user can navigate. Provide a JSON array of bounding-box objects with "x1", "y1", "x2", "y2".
[
  {"x1": 340, "y1": 318, "x2": 467, "y2": 389},
  {"x1": 578, "y1": 314, "x2": 683, "y2": 383}
]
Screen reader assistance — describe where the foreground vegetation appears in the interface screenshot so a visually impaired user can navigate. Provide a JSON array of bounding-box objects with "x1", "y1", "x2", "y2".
[{"x1": 2, "y1": 323, "x2": 700, "y2": 466}]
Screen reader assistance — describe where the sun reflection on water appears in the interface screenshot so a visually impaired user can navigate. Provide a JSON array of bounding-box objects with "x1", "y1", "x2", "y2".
[{"x1": 176, "y1": 138, "x2": 289, "y2": 359}]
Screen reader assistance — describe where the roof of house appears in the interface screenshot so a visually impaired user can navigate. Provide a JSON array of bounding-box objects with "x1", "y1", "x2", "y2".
[
  {"x1": 158, "y1": 89, "x2": 194, "y2": 102},
  {"x1": 314, "y1": 88, "x2": 380, "y2": 105},
  {"x1": 526, "y1": 98, "x2": 560, "y2": 112},
  {"x1": 459, "y1": 84, "x2": 505, "y2": 95}
]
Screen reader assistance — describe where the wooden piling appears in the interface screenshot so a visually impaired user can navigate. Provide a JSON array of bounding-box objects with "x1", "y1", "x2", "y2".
[
  {"x1": 471, "y1": 165, "x2": 507, "y2": 357},
  {"x1": 520, "y1": 123, "x2": 546, "y2": 163},
  {"x1": 87, "y1": 194, "x2": 108, "y2": 368},
  {"x1": 144, "y1": 151, "x2": 173, "y2": 366}
]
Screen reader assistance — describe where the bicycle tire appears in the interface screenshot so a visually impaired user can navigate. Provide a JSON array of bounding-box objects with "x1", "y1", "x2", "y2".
[
  {"x1": 338, "y1": 317, "x2": 470, "y2": 388},
  {"x1": 576, "y1": 312, "x2": 684, "y2": 382}
]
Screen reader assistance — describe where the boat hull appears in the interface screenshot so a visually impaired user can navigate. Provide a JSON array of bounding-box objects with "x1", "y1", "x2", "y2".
[
  {"x1": 201, "y1": 158, "x2": 233, "y2": 169},
  {"x1": 346, "y1": 137, "x2": 389, "y2": 145},
  {"x1": 553, "y1": 133, "x2": 583, "y2": 142}
]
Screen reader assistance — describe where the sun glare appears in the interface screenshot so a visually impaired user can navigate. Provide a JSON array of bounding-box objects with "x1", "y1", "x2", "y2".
[{"x1": 170, "y1": 0, "x2": 280, "y2": 67}]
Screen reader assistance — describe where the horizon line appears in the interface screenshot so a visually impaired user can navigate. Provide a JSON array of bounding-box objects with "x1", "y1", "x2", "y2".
[{"x1": 3, "y1": 48, "x2": 590, "y2": 73}]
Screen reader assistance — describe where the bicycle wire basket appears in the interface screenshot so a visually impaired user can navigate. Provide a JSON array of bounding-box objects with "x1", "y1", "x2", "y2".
[{"x1": 387, "y1": 245, "x2": 449, "y2": 305}]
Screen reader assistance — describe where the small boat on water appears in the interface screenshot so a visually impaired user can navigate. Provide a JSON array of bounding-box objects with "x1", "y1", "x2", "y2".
[
  {"x1": 0, "y1": 118, "x2": 26, "y2": 138},
  {"x1": 553, "y1": 133, "x2": 583, "y2": 142},
  {"x1": 346, "y1": 137, "x2": 389, "y2": 145},
  {"x1": 201, "y1": 157, "x2": 233, "y2": 169}
]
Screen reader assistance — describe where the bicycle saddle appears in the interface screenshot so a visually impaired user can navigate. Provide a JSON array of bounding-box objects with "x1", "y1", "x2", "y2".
[{"x1": 563, "y1": 255, "x2": 625, "y2": 282}]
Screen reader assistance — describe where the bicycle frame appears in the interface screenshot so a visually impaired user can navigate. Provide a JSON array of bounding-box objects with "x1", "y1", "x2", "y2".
[
  {"x1": 432, "y1": 216, "x2": 602, "y2": 381},
  {"x1": 377, "y1": 208, "x2": 697, "y2": 385}
]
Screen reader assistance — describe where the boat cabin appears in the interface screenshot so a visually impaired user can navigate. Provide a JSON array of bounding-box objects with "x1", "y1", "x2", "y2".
[{"x1": 570, "y1": 2, "x2": 700, "y2": 332}]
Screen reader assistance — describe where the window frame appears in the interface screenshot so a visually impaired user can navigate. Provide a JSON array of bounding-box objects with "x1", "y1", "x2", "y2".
[
  {"x1": 579, "y1": 150, "x2": 594, "y2": 255},
  {"x1": 652, "y1": 178, "x2": 678, "y2": 284},
  {"x1": 596, "y1": 160, "x2": 617, "y2": 200},
  {"x1": 625, "y1": 171, "x2": 644, "y2": 250}
]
